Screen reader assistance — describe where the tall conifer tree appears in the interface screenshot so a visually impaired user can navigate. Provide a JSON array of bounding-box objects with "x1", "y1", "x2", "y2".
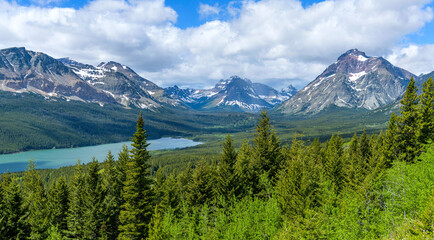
[
  {"x1": 418, "y1": 77, "x2": 434, "y2": 143},
  {"x1": 83, "y1": 159, "x2": 104, "y2": 239},
  {"x1": 216, "y1": 135, "x2": 238, "y2": 200},
  {"x1": 187, "y1": 161, "x2": 215, "y2": 206},
  {"x1": 118, "y1": 113, "x2": 154, "y2": 240},
  {"x1": 234, "y1": 140, "x2": 253, "y2": 198},
  {"x1": 1, "y1": 173, "x2": 29, "y2": 238},
  {"x1": 252, "y1": 109, "x2": 282, "y2": 184},
  {"x1": 324, "y1": 134, "x2": 345, "y2": 194},
  {"x1": 48, "y1": 177, "x2": 69, "y2": 235},
  {"x1": 159, "y1": 173, "x2": 180, "y2": 215},
  {"x1": 101, "y1": 151, "x2": 122, "y2": 240},
  {"x1": 67, "y1": 161, "x2": 86, "y2": 239},
  {"x1": 397, "y1": 77, "x2": 421, "y2": 163},
  {"x1": 23, "y1": 160, "x2": 49, "y2": 239},
  {"x1": 383, "y1": 112, "x2": 399, "y2": 167}
]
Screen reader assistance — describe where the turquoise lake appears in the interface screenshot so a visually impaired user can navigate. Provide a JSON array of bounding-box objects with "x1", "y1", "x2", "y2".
[{"x1": 0, "y1": 137, "x2": 201, "y2": 173}]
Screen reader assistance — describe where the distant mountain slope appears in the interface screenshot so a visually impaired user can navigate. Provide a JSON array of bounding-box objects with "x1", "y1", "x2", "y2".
[
  {"x1": 166, "y1": 76, "x2": 297, "y2": 112},
  {"x1": 417, "y1": 71, "x2": 434, "y2": 91},
  {"x1": 277, "y1": 49, "x2": 414, "y2": 115},
  {"x1": 0, "y1": 47, "x2": 115, "y2": 104},
  {"x1": 0, "y1": 90, "x2": 256, "y2": 154},
  {"x1": 58, "y1": 58, "x2": 181, "y2": 109}
]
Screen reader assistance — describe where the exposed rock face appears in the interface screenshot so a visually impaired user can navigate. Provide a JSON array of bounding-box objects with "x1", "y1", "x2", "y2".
[
  {"x1": 59, "y1": 58, "x2": 181, "y2": 109},
  {"x1": 0, "y1": 47, "x2": 115, "y2": 103},
  {"x1": 0, "y1": 47, "x2": 182, "y2": 109},
  {"x1": 278, "y1": 49, "x2": 414, "y2": 114},
  {"x1": 165, "y1": 76, "x2": 297, "y2": 112}
]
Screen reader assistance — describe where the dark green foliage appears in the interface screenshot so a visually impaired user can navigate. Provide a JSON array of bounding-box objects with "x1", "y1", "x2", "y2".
[
  {"x1": 383, "y1": 112, "x2": 399, "y2": 167},
  {"x1": 216, "y1": 135, "x2": 239, "y2": 201},
  {"x1": 397, "y1": 77, "x2": 421, "y2": 163},
  {"x1": 0, "y1": 173, "x2": 29, "y2": 239},
  {"x1": 100, "y1": 151, "x2": 122, "y2": 240},
  {"x1": 419, "y1": 77, "x2": 434, "y2": 143},
  {"x1": 234, "y1": 140, "x2": 253, "y2": 198},
  {"x1": 276, "y1": 137, "x2": 322, "y2": 220},
  {"x1": 47, "y1": 176, "x2": 69, "y2": 235},
  {"x1": 187, "y1": 161, "x2": 215, "y2": 206},
  {"x1": 153, "y1": 167, "x2": 165, "y2": 206},
  {"x1": 67, "y1": 161, "x2": 86, "y2": 238},
  {"x1": 324, "y1": 134, "x2": 345, "y2": 194},
  {"x1": 147, "y1": 205, "x2": 165, "y2": 240},
  {"x1": 252, "y1": 109, "x2": 282, "y2": 185},
  {"x1": 158, "y1": 173, "x2": 180, "y2": 215},
  {"x1": 118, "y1": 113, "x2": 154, "y2": 240},
  {"x1": 83, "y1": 159, "x2": 104, "y2": 239},
  {"x1": 23, "y1": 160, "x2": 49, "y2": 239}
]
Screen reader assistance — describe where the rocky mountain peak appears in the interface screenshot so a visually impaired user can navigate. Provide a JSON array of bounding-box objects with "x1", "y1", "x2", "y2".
[
  {"x1": 278, "y1": 49, "x2": 415, "y2": 114},
  {"x1": 281, "y1": 85, "x2": 297, "y2": 95},
  {"x1": 337, "y1": 49, "x2": 368, "y2": 61}
]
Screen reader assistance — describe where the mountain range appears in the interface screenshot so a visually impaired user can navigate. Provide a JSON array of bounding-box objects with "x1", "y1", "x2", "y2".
[
  {"x1": 0, "y1": 47, "x2": 432, "y2": 115},
  {"x1": 165, "y1": 76, "x2": 297, "y2": 112}
]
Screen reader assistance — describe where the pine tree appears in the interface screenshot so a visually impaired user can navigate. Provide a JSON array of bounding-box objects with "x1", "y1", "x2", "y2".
[
  {"x1": 177, "y1": 165, "x2": 193, "y2": 203},
  {"x1": 1, "y1": 173, "x2": 29, "y2": 239},
  {"x1": 118, "y1": 113, "x2": 154, "y2": 240},
  {"x1": 101, "y1": 151, "x2": 122, "y2": 240},
  {"x1": 277, "y1": 137, "x2": 321, "y2": 219},
  {"x1": 147, "y1": 205, "x2": 165, "y2": 240},
  {"x1": 187, "y1": 161, "x2": 215, "y2": 206},
  {"x1": 67, "y1": 161, "x2": 86, "y2": 239},
  {"x1": 0, "y1": 174, "x2": 4, "y2": 237},
  {"x1": 324, "y1": 134, "x2": 345, "y2": 194},
  {"x1": 159, "y1": 173, "x2": 180, "y2": 215},
  {"x1": 23, "y1": 160, "x2": 49, "y2": 239},
  {"x1": 252, "y1": 109, "x2": 282, "y2": 184},
  {"x1": 307, "y1": 138, "x2": 323, "y2": 167},
  {"x1": 153, "y1": 167, "x2": 165, "y2": 205},
  {"x1": 383, "y1": 112, "x2": 399, "y2": 167},
  {"x1": 83, "y1": 158, "x2": 104, "y2": 239},
  {"x1": 48, "y1": 176, "x2": 69, "y2": 235},
  {"x1": 345, "y1": 133, "x2": 363, "y2": 188},
  {"x1": 234, "y1": 140, "x2": 253, "y2": 198},
  {"x1": 397, "y1": 77, "x2": 421, "y2": 163},
  {"x1": 117, "y1": 145, "x2": 130, "y2": 186},
  {"x1": 359, "y1": 130, "x2": 371, "y2": 162},
  {"x1": 418, "y1": 77, "x2": 434, "y2": 143},
  {"x1": 216, "y1": 135, "x2": 238, "y2": 201}
]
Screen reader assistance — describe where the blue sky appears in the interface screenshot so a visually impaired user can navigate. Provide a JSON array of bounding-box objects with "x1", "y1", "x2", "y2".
[
  {"x1": 2, "y1": 0, "x2": 434, "y2": 88},
  {"x1": 11, "y1": 0, "x2": 328, "y2": 28}
]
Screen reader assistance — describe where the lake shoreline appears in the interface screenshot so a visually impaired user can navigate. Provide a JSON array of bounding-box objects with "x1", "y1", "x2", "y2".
[
  {"x1": 0, "y1": 135, "x2": 197, "y2": 156},
  {"x1": 0, "y1": 137, "x2": 203, "y2": 173}
]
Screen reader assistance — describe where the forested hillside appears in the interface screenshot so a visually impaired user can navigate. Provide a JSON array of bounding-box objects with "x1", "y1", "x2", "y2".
[
  {"x1": 0, "y1": 91, "x2": 255, "y2": 154},
  {"x1": 0, "y1": 77, "x2": 432, "y2": 239}
]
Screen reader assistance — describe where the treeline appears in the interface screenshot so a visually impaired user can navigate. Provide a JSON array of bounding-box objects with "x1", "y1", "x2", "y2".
[{"x1": 0, "y1": 77, "x2": 432, "y2": 239}]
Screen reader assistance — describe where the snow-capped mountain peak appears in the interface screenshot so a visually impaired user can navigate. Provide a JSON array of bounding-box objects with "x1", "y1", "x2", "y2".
[
  {"x1": 166, "y1": 76, "x2": 297, "y2": 112},
  {"x1": 278, "y1": 49, "x2": 414, "y2": 114}
]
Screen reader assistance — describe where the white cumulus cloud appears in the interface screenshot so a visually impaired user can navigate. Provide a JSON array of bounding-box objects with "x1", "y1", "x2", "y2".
[
  {"x1": 198, "y1": 3, "x2": 222, "y2": 19},
  {"x1": 0, "y1": 0, "x2": 433, "y2": 89},
  {"x1": 387, "y1": 44, "x2": 434, "y2": 75}
]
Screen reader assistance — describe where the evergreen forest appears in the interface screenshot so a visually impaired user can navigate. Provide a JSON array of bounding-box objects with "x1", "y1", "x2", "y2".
[{"x1": 0, "y1": 77, "x2": 433, "y2": 239}]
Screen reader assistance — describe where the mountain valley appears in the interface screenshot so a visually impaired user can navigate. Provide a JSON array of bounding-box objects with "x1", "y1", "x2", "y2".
[{"x1": 0, "y1": 46, "x2": 432, "y2": 154}]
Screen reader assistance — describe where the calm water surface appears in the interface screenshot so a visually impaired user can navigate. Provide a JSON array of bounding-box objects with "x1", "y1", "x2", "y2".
[{"x1": 0, "y1": 137, "x2": 201, "y2": 173}]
